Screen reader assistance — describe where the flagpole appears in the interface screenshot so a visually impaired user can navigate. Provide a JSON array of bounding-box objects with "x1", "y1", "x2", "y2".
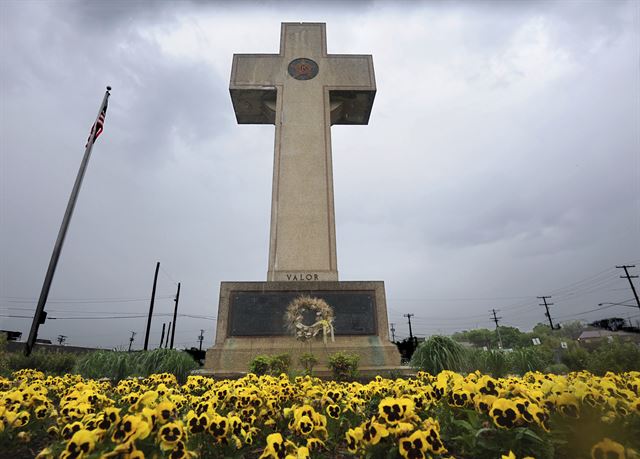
[{"x1": 24, "y1": 86, "x2": 112, "y2": 356}]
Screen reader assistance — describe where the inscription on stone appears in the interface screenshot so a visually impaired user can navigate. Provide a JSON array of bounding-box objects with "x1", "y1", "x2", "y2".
[
  {"x1": 228, "y1": 290, "x2": 377, "y2": 336},
  {"x1": 285, "y1": 273, "x2": 319, "y2": 281}
]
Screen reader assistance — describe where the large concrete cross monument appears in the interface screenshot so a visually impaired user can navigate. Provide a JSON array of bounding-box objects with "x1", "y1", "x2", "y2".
[
  {"x1": 230, "y1": 22, "x2": 375, "y2": 282},
  {"x1": 205, "y1": 23, "x2": 401, "y2": 376}
]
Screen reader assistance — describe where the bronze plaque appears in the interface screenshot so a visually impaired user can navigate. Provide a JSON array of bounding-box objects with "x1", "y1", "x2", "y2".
[
  {"x1": 287, "y1": 58, "x2": 319, "y2": 80},
  {"x1": 228, "y1": 290, "x2": 376, "y2": 336}
]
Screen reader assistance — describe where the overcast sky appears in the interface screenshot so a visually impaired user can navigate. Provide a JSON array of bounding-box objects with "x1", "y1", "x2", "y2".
[{"x1": 1, "y1": 0, "x2": 638, "y2": 350}]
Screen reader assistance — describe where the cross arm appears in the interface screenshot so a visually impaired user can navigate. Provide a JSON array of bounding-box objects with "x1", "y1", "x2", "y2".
[
  {"x1": 230, "y1": 54, "x2": 282, "y2": 124},
  {"x1": 325, "y1": 55, "x2": 376, "y2": 125}
]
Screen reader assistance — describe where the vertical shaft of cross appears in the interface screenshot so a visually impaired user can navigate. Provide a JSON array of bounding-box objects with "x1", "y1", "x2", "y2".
[
  {"x1": 229, "y1": 23, "x2": 376, "y2": 282},
  {"x1": 269, "y1": 73, "x2": 336, "y2": 280}
]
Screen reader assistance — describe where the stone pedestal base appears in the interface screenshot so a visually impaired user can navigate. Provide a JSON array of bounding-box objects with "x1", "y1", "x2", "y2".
[
  {"x1": 204, "y1": 281, "x2": 401, "y2": 375},
  {"x1": 205, "y1": 336, "x2": 401, "y2": 375}
]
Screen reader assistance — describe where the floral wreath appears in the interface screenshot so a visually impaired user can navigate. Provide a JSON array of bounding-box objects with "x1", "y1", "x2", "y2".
[{"x1": 285, "y1": 295, "x2": 335, "y2": 343}]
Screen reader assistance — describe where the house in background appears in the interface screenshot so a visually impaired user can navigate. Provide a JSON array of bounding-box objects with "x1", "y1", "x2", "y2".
[{"x1": 577, "y1": 328, "x2": 640, "y2": 346}]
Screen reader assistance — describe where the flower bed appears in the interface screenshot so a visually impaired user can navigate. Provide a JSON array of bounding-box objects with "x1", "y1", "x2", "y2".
[{"x1": 1, "y1": 369, "x2": 638, "y2": 458}]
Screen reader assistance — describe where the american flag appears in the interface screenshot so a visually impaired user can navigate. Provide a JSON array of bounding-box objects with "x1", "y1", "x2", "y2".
[{"x1": 86, "y1": 98, "x2": 108, "y2": 147}]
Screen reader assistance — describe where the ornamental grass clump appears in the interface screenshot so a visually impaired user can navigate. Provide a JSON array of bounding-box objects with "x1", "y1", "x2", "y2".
[
  {"x1": 74, "y1": 349, "x2": 198, "y2": 383},
  {"x1": 410, "y1": 335, "x2": 466, "y2": 374},
  {"x1": 509, "y1": 347, "x2": 553, "y2": 375}
]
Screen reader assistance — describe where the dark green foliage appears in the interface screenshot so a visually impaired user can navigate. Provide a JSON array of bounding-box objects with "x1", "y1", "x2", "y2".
[
  {"x1": 561, "y1": 346, "x2": 590, "y2": 371},
  {"x1": 467, "y1": 349, "x2": 511, "y2": 378},
  {"x1": 0, "y1": 334, "x2": 8, "y2": 375},
  {"x1": 248, "y1": 353, "x2": 291, "y2": 376},
  {"x1": 410, "y1": 335, "x2": 466, "y2": 374},
  {"x1": 6, "y1": 349, "x2": 78, "y2": 375},
  {"x1": 586, "y1": 339, "x2": 640, "y2": 375},
  {"x1": 452, "y1": 328, "x2": 494, "y2": 348},
  {"x1": 298, "y1": 352, "x2": 318, "y2": 375},
  {"x1": 269, "y1": 353, "x2": 291, "y2": 375},
  {"x1": 328, "y1": 351, "x2": 359, "y2": 380},
  {"x1": 74, "y1": 349, "x2": 198, "y2": 383},
  {"x1": 453, "y1": 326, "x2": 535, "y2": 349},
  {"x1": 249, "y1": 355, "x2": 271, "y2": 375}
]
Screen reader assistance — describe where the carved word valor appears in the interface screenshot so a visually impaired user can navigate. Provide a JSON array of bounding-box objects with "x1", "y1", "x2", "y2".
[{"x1": 285, "y1": 273, "x2": 320, "y2": 281}]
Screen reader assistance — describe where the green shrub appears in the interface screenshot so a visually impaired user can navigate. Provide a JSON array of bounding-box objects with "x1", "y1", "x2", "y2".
[
  {"x1": 561, "y1": 345, "x2": 590, "y2": 371},
  {"x1": 269, "y1": 354, "x2": 291, "y2": 375},
  {"x1": 586, "y1": 339, "x2": 640, "y2": 375},
  {"x1": 299, "y1": 352, "x2": 318, "y2": 375},
  {"x1": 74, "y1": 349, "x2": 198, "y2": 383},
  {"x1": 249, "y1": 355, "x2": 271, "y2": 376},
  {"x1": 328, "y1": 351, "x2": 359, "y2": 381},
  {"x1": 410, "y1": 335, "x2": 466, "y2": 374},
  {"x1": 7, "y1": 349, "x2": 78, "y2": 375},
  {"x1": 248, "y1": 353, "x2": 291, "y2": 376}
]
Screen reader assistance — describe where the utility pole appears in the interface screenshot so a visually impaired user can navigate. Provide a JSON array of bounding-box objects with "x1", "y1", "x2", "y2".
[
  {"x1": 165, "y1": 322, "x2": 171, "y2": 348},
  {"x1": 617, "y1": 265, "x2": 640, "y2": 312},
  {"x1": 403, "y1": 314, "x2": 415, "y2": 341},
  {"x1": 390, "y1": 323, "x2": 396, "y2": 342},
  {"x1": 170, "y1": 282, "x2": 180, "y2": 349},
  {"x1": 143, "y1": 261, "x2": 160, "y2": 351},
  {"x1": 537, "y1": 296, "x2": 557, "y2": 329},
  {"x1": 490, "y1": 309, "x2": 503, "y2": 349},
  {"x1": 57, "y1": 335, "x2": 67, "y2": 346},
  {"x1": 128, "y1": 331, "x2": 136, "y2": 352},
  {"x1": 159, "y1": 323, "x2": 166, "y2": 349},
  {"x1": 198, "y1": 329, "x2": 204, "y2": 351}
]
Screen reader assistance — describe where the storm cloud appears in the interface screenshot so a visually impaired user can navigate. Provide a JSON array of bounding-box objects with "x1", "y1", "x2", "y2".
[{"x1": 1, "y1": 0, "x2": 638, "y2": 348}]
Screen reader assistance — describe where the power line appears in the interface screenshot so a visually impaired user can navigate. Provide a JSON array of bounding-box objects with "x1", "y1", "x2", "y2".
[
  {"x1": 159, "y1": 265, "x2": 179, "y2": 285},
  {"x1": 389, "y1": 295, "x2": 532, "y2": 302},
  {"x1": 1, "y1": 296, "x2": 174, "y2": 304},
  {"x1": 0, "y1": 313, "x2": 215, "y2": 320},
  {"x1": 554, "y1": 300, "x2": 636, "y2": 320}
]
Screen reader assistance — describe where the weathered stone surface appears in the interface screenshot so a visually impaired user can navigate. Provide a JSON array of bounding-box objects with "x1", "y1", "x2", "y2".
[
  {"x1": 230, "y1": 23, "x2": 376, "y2": 281},
  {"x1": 204, "y1": 281, "x2": 401, "y2": 373},
  {"x1": 206, "y1": 24, "x2": 401, "y2": 375}
]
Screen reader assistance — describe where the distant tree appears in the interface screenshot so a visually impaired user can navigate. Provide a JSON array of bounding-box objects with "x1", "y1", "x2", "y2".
[
  {"x1": 453, "y1": 327, "x2": 533, "y2": 349},
  {"x1": 556, "y1": 321, "x2": 585, "y2": 340},
  {"x1": 561, "y1": 345, "x2": 590, "y2": 371},
  {"x1": 452, "y1": 329, "x2": 493, "y2": 348},
  {"x1": 496, "y1": 326, "x2": 531, "y2": 349},
  {"x1": 532, "y1": 323, "x2": 554, "y2": 337},
  {"x1": 590, "y1": 318, "x2": 627, "y2": 331},
  {"x1": 587, "y1": 339, "x2": 640, "y2": 375}
]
